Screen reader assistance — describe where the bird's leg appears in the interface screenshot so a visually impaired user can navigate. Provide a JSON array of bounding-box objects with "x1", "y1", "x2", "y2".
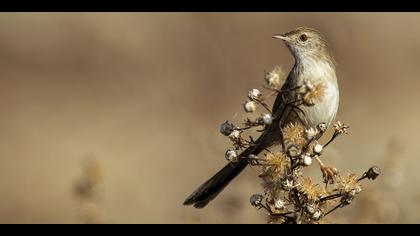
[{"x1": 314, "y1": 156, "x2": 337, "y2": 184}]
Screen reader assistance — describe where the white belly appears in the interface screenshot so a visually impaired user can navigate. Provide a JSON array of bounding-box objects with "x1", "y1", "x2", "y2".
[
  {"x1": 299, "y1": 81, "x2": 339, "y2": 128},
  {"x1": 282, "y1": 59, "x2": 339, "y2": 129}
]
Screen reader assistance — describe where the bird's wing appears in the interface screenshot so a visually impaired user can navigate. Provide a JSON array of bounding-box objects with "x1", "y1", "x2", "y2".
[{"x1": 272, "y1": 72, "x2": 295, "y2": 115}]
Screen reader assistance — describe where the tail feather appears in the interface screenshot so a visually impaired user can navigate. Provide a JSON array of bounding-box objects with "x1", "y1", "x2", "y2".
[{"x1": 183, "y1": 144, "x2": 265, "y2": 208}]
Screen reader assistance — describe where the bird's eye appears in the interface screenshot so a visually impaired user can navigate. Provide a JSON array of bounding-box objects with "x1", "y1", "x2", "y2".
[{"x1": 299, "y1": 34, "x2": 308, "y2": 42}]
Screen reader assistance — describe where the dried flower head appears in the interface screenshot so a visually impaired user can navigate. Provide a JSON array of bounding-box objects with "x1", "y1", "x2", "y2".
[
  {"x1": 365, "y1": 166, "x2": 381, "y2": 180},
  {"x1": 306, "y1": 203, "x2": 317, "y2": 214},
  {"x1": 333, "y1": 121, "x2": 349, "y2": 135},
  {"x1": 302, "y1": 83, "x2": 325, "y2": 106},
  {"x1": 228, "y1": 130, "x2": 242, "y2": 142},
  {"x1": 287, "y1": 145, "x2": 301, "y2": 158},
  {"x1": 305, "y1": 127, "x2": 319, "y2": 141},
  {"x1": 262, "y1": 113, "x2": 273, "y2": 126},
  {"x1": 264, "y1": 66, "x2": 284, "y2": 89},
  {"x1": 263, "y1": 152, "x2": 289, "y2": 177},
  {"x1": 337, "y1": 173, "x2": 362, "y2": 206},
  {"x1": 313, "y1": 144, "x2": 323, "y2": 155},
  {"x1": 317, "y1": 122, "x2": 327, "y2": 133},
  {"x1": 219, "y1": 121, "x2": 235, "y2": 136},
  {"x1": 299, "y1": 178, "x2": 320, "y2": 201},
  {"x1": 248, "y1": 89, "x2": 262, "y2": 101},
  {"x1": 250, "y1": 194, "x2": 263, "y2": 208},
  {"x1": 243, "y1": 100, "x2": 257, "y2": 113},
  {"x1": 283, "y1": 123, "x2": 305, "y2": 146},
  {"x1": 301, "y1": 154, "x2": 312, "y2": 166},
  {"x1": 281, "y1": 177, "x2": 295, "y2": 191},
  {"x1": 274, "y1": 199, "x2": 286, "y2": 210},
  {"x1": 225, "y1": 148, "x2": 239, "y2": 162},
  {"x1": 337, "y1": 173, "x2": 362, "y2": 195}
]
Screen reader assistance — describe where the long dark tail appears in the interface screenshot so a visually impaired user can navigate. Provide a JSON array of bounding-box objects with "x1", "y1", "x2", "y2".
[{"x1": 183, "y1": 135, "x2": 270, "y2": 208}]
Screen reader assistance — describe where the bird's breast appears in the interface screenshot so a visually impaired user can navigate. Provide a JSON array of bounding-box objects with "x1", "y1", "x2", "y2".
[
  {"x1": 289, "y1": 60, "x2": 339, "y2": 128},
  {"x1": 299, "y1": 80, "x2": 339, "y2": 128}
]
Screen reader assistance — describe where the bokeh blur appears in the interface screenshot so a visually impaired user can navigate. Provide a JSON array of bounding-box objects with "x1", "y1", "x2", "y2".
[{"x1": 0, "y1": 13, "x2": 419, "y2": 223}]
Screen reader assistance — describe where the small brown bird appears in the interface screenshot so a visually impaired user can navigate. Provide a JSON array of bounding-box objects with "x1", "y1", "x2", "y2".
[{"x1": 184, "y1": 27, "x2": 339, "y2": 208}]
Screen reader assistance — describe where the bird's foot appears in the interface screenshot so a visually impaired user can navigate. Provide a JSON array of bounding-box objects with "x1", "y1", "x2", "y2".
[
  {"x1": 320, "y1": 165, "x2": 338, "y2": 184},
  {"x1": 314, "y1": 156, "x2": 338, "y2": 184}
]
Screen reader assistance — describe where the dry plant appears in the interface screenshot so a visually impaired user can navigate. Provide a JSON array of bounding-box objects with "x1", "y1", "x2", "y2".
[
  {"x1": 73, "y1": 155, "x2": 105, "y2": 224},
  {"x1": 220, "y1": 66, "x2": 380, "y2": 224}
]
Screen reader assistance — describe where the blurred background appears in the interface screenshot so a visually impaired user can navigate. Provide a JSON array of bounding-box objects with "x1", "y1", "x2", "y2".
[{"x1": 0, "y1": 13, "x2": 419, "y2": 223}]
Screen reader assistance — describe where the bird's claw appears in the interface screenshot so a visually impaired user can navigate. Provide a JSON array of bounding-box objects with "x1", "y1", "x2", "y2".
[{"x1": 321, "y1": 166, "x2": 338, "y2": 184}]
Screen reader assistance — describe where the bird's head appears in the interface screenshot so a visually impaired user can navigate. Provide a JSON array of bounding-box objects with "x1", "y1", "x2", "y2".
[{"x1": 273, "y1": 27, "x2": 334, "y2": 65}]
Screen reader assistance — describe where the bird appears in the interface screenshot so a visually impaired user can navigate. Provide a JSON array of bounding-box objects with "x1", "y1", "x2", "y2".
[{"x1": 183, "y1": 27, "x2": 340, "y2": 209}]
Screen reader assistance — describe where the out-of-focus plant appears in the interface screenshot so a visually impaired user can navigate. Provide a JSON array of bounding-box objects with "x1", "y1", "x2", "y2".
[
  {"x1": 73, "y1": 156, "x2": 105, "y2": 224},
  {"x1": 350, "y1": 138, "x2": 406, "y2": 223}
]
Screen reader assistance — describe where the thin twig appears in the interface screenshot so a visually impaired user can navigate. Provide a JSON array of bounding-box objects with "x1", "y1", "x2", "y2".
[
  {"x1": 324, "y1": 203, "x2": 343, "y2": 216},
  {"x1": 323, "y1": 131, "x2": 339, "y2": 148},
  {"x1": 270, "y1": 211, "x2": 294, "y2": 217},
  {"x1": 320, "y1": 194, "x2": 341, "y2": 202}
]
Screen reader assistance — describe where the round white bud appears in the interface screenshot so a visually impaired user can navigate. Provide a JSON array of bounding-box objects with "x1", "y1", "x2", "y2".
[
  {"x1": 225, "y1": 148, "x2": 238, "y2": 162},
  {"x1": 228, "y1": 130, "x2": 241, "y2": 142},
  {"x1": 274, "y1": 199, "x2": 285, "y2": 209},
  {"x1": 264, "y1": 66, "x2": 284, "y2": 89},
  {"x1": 262, "y1": 113, "x2": 273, "y2": 125},
  {"x1": 302, "y1": 154, "x2": 312, "y2": 166},
  {"x1": 243, "y1": 101, "x2": 257, "y2": 113},
  {"x1": 312, "y1": 210, "x2": 322, "y2": 220},
  {"x1": 313, "y1": 144, "x2": 323, "y2": 155}
]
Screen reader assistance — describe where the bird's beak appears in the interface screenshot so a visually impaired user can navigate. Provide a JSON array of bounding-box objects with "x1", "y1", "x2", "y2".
[{"x1": 272, "y1": 34, "x2": 288, "y2": 41}]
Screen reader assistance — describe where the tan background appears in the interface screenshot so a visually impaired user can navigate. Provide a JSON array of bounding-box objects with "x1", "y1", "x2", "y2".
[{"x1": 0, "y1": 13, "x2": 418, "y2": 223}]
